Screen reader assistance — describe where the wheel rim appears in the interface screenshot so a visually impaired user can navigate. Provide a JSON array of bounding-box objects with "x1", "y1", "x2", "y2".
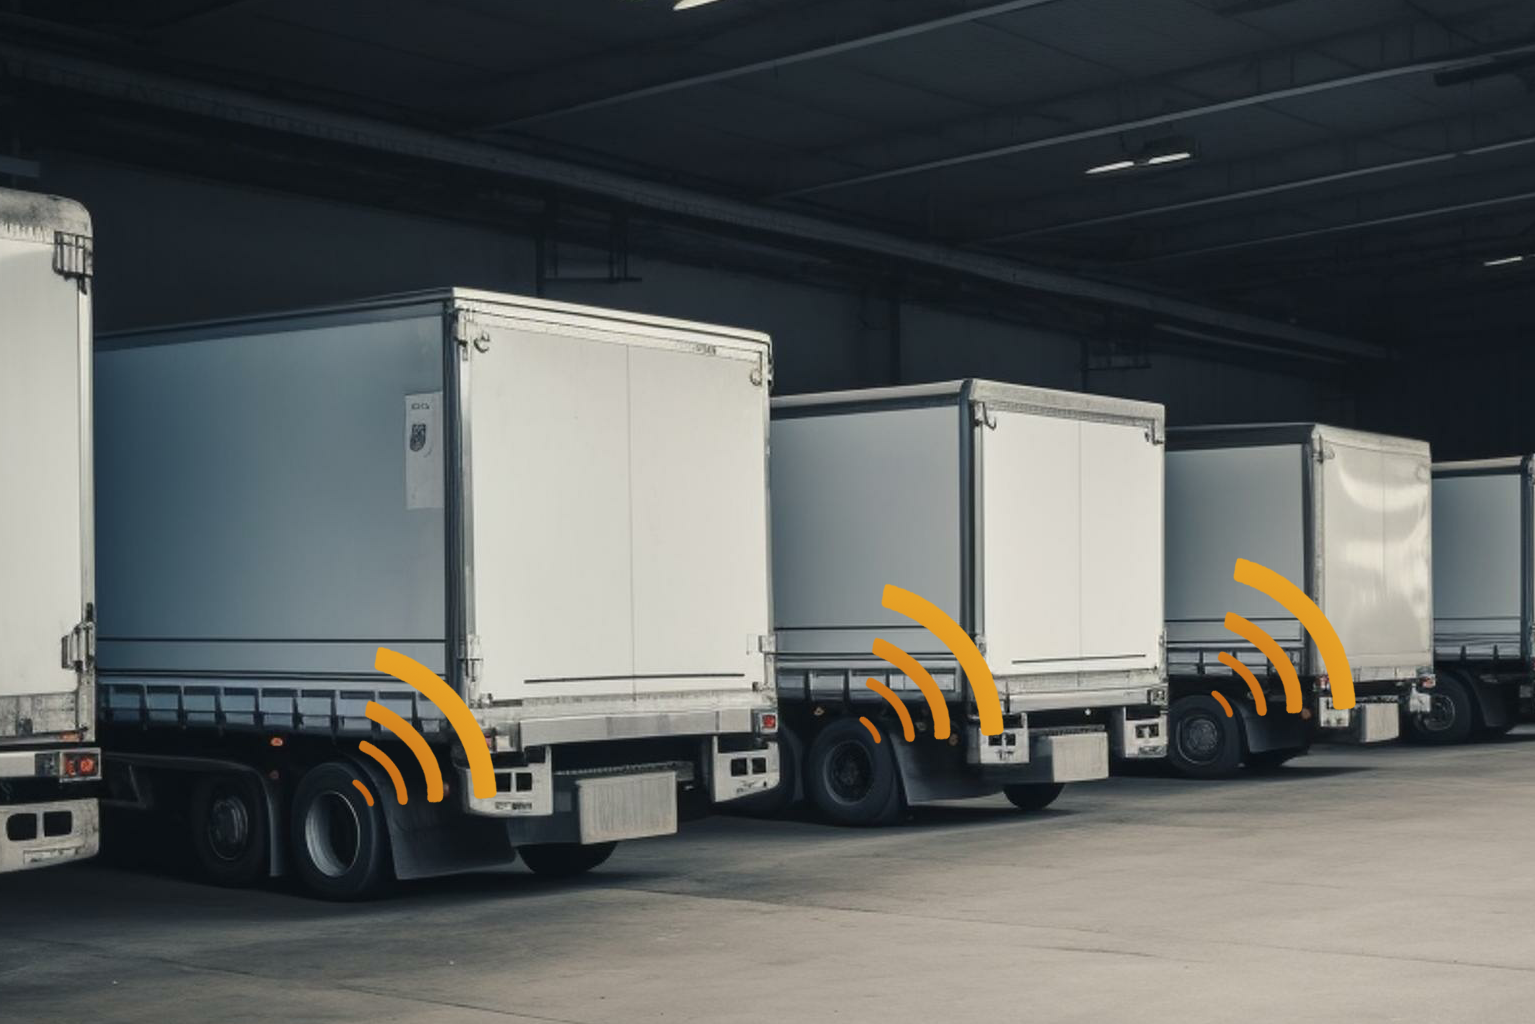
[
  {"x1": 303, "y1": 790, "x2": 362, "y2": 878},
  {"x1": 1176, "y1": 713, "x2": 1222, "y2": 765},
  {"x1": 1416, "y1": 693, "x2": 1457, "y2": 733},
  {"x1": 824, "y1": 740, "x2": 874, "y2": 803},
  {"x1": 206, "y1": 790, "x2": 251, "y2": 862}
]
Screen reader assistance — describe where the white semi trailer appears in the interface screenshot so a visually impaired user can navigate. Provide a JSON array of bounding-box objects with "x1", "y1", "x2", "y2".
[
  {"x1": 94, "y1": 289, "x2": 779, "y2": 898},
  {"x1": 1165, "y1": 424, "x2": 1435, "y2": 777},
  {"x1": 767, "y1": 381, "x2": 1168, "y2": 825},
  {"x1": 0, "y1": 188, "x2": 101, "y2": 873},
  {"x1": 1419, "y1": 457, "x2": 1534, "y2": 743}
]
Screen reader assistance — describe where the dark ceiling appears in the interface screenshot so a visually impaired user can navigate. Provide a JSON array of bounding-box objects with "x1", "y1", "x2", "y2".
[{"x1": 3, "y1": 0, "x2": 1534, "y2": 355}]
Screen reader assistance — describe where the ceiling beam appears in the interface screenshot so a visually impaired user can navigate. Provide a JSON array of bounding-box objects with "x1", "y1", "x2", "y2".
[
  {"x1": 977, "y1": 131, "x2": 1535, "y2": 245},
  {"x1": 775, "y1": 36, "x2": 1535, "y2": 198},
  {"x1": 481, "y1": 0, "x2": 1066, "y2": 130},
  {"x1": 0, "y1": 40, "x2": 1382, "y2": 359},
  {"x1": 1130, "y1": 188, "x2": 1535, "y2": 263}
]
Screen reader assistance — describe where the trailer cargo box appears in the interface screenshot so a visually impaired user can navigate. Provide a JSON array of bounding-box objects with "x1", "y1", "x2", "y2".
[
  {"x1": 768, "y1": 380, "x2": 1167, "y2": 825},
  {"x1": 0, "y1": 188, "x2": 100, "y2": 873},
  {"x1": 1422, "y1": 457, "x2": 1533, "y2": 742},
  {"x1": 1165, "y1": 423, "x2": 1434, "y2": 777},
  {"x1": 95, "y1": 289, "x2": 778, "y2": 898}
]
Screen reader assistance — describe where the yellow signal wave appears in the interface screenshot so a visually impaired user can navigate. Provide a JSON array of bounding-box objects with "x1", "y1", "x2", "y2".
[
  {"x1": 862, "y1": 678, "x2": 914, "y2": 743},
  {"x1": 871, "y1": 639, "x2": 950, "y2": 739},
  {"x1": 877, "y1": 585, "x2": 1003, "y2": 739},
  {"x1": 362, "y1": 648, "x2": 497, "y2": 804},
  {"x1": 1223, "y1": 612, "x2": 1302, "y2": 714},
  {"x1": 1216, "y1": 652, "x2": 1268, "y2": 717},
  {"x1": 1233, "y1": 558, "x2": 1354, "y2": 710}
]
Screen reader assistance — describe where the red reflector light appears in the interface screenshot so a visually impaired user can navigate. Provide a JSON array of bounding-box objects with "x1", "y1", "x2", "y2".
[
  {"x1": 62, "y1": 752, "x2": 99, "y2": 779},
  {"x1": 761, "y1": 713, "x2": 777, "y2": 731}
]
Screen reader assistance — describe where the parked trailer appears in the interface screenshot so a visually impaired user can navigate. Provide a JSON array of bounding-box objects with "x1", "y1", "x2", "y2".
[
  {"x1": 95, "y1": 289, "x2": 779, "y2": 898},
  {"x1": 1418, "y1": 457, "x2": 1534, "y2": 743},
  {"x1": 0, "y1": 188, "x2": 101, "y2": 873},
  {"x1": 1165, "y1": 423, "x2": 1435, "y2": 778},
  {"x1": 766, "y1": 381, "x2": 1168, "y2": 825}
]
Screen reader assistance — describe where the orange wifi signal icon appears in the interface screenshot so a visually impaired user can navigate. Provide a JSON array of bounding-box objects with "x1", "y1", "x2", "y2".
[
  {"x1": 859, "y1": 585, "x2": 1004, "y2": 743},
  {"x1": 354, "y1": 648, "x2": 497, "y2": 806},
  {"x1": 1211, "y1": 558, "x2": 1353, "y2": 718}
]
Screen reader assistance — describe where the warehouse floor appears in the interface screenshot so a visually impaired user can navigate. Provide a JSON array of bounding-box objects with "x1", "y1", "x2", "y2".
[{"x1": 5, "y1": 734, "x2": 1535, "y2": 1024}]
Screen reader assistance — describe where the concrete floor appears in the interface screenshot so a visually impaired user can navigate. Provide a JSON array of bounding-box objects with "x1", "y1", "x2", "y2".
[{"x1": 5, "y1": 734, "x2": 1535, "y2": 1024}]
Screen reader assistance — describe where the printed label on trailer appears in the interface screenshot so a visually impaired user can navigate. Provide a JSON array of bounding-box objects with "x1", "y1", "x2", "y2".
[{"x1": 404, "y1": 391, "x2": 444, "y2": 510}]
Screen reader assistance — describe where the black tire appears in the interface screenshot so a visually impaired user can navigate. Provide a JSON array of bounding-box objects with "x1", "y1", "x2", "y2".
[
  {"x1": 1244, "y1": 748, "x2": 1302, "y2": 771},
  {"x1": 1003, "y1": 782, "x2": 1064, "y2": 812},
  {"x1": 519, "y1": 842, "x2": 618, "y2": 878},
  {"x1": 1168, "y1": 695, "x2": 1243, "y2": 779},
  {"x1": 289, "y1": 761, "x2": 392, "y2": 901},
  {"x1": 189, "y1": 774, "x2": 269, "y2": 887},
  {"x1": 1405, "y1": 673, "x2": 1474, "y2": 745},
  {"x1": 804, "y1": 718, "x2": 903, "y2": 826}
]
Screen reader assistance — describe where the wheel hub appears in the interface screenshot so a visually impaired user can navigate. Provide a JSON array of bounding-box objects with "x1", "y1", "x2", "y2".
[
  {"x1": 207, "y1": 793, "x2": 251, "y2": 862},
  {"x1": 1417, "y1": 693, "x2": 1457, "y2": 732},
  {"x1": 825, "y1": 741, "x2": 874, "y2": 803},
  {"x1": 1177, "y1": 715, "x2": 1221, "y2": 764}
]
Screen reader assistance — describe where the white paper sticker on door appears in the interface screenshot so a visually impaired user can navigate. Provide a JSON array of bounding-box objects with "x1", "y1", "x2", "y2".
[{"x1": 405, "y1": 391, "x2": 443, "y2": 510}]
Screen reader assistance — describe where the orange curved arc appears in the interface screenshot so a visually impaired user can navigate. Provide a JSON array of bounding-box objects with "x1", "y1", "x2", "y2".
[
  {"x1": 872, "y1": 639, "x2": 951, "y2": 739},
  {"x1": 365, "y1": 701, "x2": 445, "y2": 803},
  {"x1": 858, "y1": 717, "x2": 882, "y2": 743},
  {"x1": 1217, "y1": 652, "x2": 1268, "y2": 717},
  {"x1": 882, "y1": 585, "x2": 1002, "y2": 736},
  {"x1": 1223, "y1": 612, "x2": 1303, "y2": 714},
  {"x1": 374, "y1": 648, "x2": 496, "y2": 799},
  {"x1": 864, "y1": 678, "x2": 915, "y2": 742},
  {"x1": 351, "y1": 780, "x2": 375, "y2": 807},
  {"x1": 1211, "y1": 692, "x2": 1234, "y2": 718},
  {"x1": 1233, "y1": 558, "x2": 1354, "y2": 710},
  {"x1": 358, "y1": 740, "x2": 410, "y2": 805}
]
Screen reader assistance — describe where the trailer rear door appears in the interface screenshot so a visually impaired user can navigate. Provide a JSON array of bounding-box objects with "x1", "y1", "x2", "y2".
[
  {"x1": 460, "y1": 308, "x2": 772, "y2": 703},
  {"x1": 982, "y1": 404, "x2": 1163, "y2": 683},
  {"x1": 1318, "y1": 429, "x2": 1433, "y2": 679},
  {"x1": 0, "y1": 197, "x2": 91, "y2": 739}
]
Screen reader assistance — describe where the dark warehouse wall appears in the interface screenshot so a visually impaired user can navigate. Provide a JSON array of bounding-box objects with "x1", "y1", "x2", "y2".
[{"x1": 39, "y1": 154, "x2": 1348, "y2": 427}]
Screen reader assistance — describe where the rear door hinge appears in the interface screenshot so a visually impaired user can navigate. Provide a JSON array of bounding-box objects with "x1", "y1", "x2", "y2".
[
  {"x1": 53, "y1": 232, "x2": 93, "y2": 293},
  {"x1": 459, "y1": 634, "x2": 484, "y2": 690},
  {"x1": 757, "y1": 633, "x2": 777, "y2": 654},
  {"x1": 60, "y1": 615, "x2": 95, "y2": 673},
  {"x1": 453, "y1": 312, "x2": 491, "y2": 359}
]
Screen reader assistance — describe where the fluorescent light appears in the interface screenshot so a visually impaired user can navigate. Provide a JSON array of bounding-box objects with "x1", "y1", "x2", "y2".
[
  {"x1": 1484, "y1": 254, "x2": 1527, "y2": 267},
  {"x1": 1086, "y1": 159, "x2": 1136, "y2": 176},
  {"x1": 673, "y1": 0, "x2": 725, "y2": 8},
  {"x1": 1146, "y1": 151, "x2": 1193, "y2": 165}
]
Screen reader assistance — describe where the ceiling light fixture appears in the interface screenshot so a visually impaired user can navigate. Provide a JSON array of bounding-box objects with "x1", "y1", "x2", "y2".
[
  {"x1": 1085, "y1": 159, "x2": 1136, "y2": 175},
  {"x1": 1085, "y1": 139, "x2": 1197, "y2": 176},
  {"x1": 673, "y1": 0, "x2": 726, "y2": 9},
  {"x1": 1483, "y1": 254, "x2": 1528, "y2": 267}
]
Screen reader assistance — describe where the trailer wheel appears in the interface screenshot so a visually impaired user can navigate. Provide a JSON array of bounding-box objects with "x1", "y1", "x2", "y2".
[
  {"x1": 1003, "y1": 782, "x2": 1064, "y2": 812},
  {"x1": 805, "y1": 718, "x2": 902, "y2": 826},
  {"x1": 1405, "y1": 673, "x2": 1473, "y2": 745},
  {"x1": 1168, "y1": 695, "x2": 1243, "y2": 779},
  {"x1": 189, "y1": 774, "x2": 269, "y2": 887},
  {"x1": 290, "y1": 762, "x2": 391, "y2": 901},
  {"x1": 519, "y1": 842, "x2": 618, "y2": 878}
]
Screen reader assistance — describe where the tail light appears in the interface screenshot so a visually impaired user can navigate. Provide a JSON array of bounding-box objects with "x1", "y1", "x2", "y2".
[
  {"x1": 1317, "y1": 674, "x2": 1330, "y2": 693},
  {"x1": 61, "y1": 750, "x2": 100, "y2": 780},
  {"x1": 753, "y1": 710, "x2": 778, "y2": 735}
]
